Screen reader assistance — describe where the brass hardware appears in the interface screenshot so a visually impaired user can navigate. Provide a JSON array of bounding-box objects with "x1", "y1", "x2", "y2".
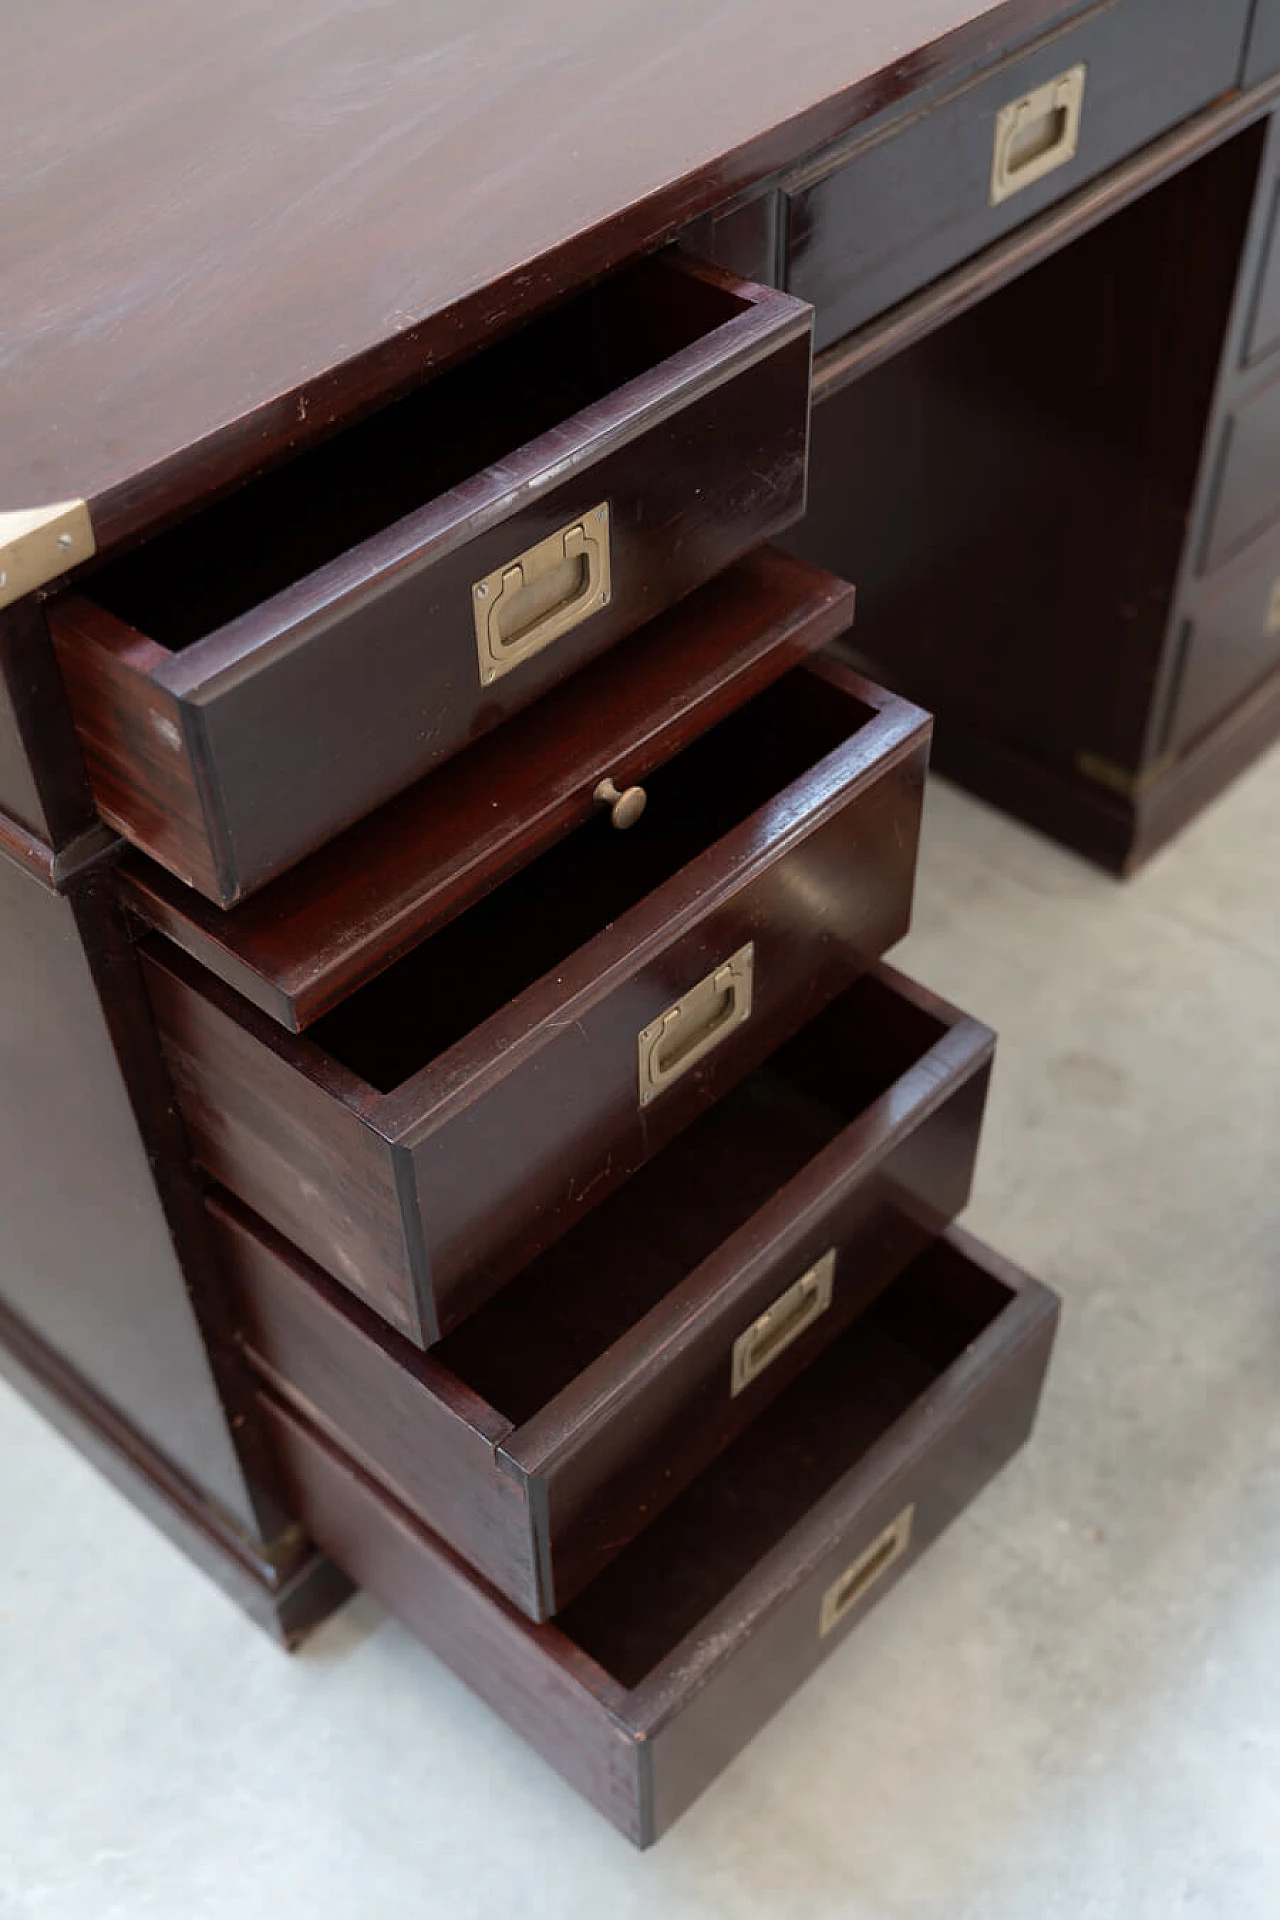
[
  {"x1": 637, "y1": 943, "x2": 754, "y2": 1107},
  {"x1": 1076, "y1": 748, "x2": 1176, "y2": 800},
  {"x1": 990, "y1": 64, "x2": 1086, "y2": 205},
  {"x1": 0, "y1": 501, "x2": 95, "y2": 611},
  {"x1": 473, "y1": 503, "x2": 611, "y2": 685},
  {"x1": 593, "y1": 775, "x2": 647, "y2": 830},
  {"x1": 730, "y1": 1249, "x2": 836, "y2": 1398},
  {"x1": 819, "y1": 1506, "x2": 914, "y2": 1637},
  {"x1": 1264, "y1": 579, "x2": 1280, "y2": 636}
]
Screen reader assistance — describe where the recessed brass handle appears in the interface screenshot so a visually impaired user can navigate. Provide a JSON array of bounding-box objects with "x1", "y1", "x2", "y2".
[
  {"x1": 819, "y1": 1506, "x2": 914, "y2": 1638},
  {"x1": 990, "y1": 64, "x2": 1086, "y2": 205},
  {"x1": 593, "y1": 776, "x2": 648, "y2": 830},
  {"x1": 637, "y1": 944, "x2": 754, "y2": 1106},
  {"x1": 473, "y1": 503, "x2": 612, "y2": 685},
  {"x1": 730, "y1": 1250, "x2": 836, "y2": 1397}
]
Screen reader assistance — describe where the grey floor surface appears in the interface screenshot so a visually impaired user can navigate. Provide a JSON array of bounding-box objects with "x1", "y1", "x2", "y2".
[{"x1": 2, "y1": 746, "x2": 1279, "y2": 1919}]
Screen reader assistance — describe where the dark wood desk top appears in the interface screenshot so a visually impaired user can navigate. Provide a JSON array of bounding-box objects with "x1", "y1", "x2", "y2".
[{"x1": 4, "y1": 0, "x2": 1080, "y2": 547}]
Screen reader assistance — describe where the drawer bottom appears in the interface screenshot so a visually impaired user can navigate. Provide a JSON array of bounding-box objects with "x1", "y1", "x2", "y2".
[{"x1": 261, "y1": 1226, "x2": 1059, "y2": 1845}]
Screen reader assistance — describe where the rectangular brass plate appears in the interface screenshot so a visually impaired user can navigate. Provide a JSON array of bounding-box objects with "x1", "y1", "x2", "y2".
[
  {"x1": 990, "y1": 63, "x2": 1086, "y2": 205},
  {"x1": 637, "y1": 943, "x2": 754, "y2": 1107},
  {"x1": 0, "y1": 501, "x2": 95, "y2": 611},
  {"x1": 819, "y1": 1506, "x2": 914, "y2": 1637},
  {"x1": 473, "y1": 503, "x2": 611, "y2": 685},
  {"x1": 730, "y1": 1249, "x2": 836, "y2": 1397}
]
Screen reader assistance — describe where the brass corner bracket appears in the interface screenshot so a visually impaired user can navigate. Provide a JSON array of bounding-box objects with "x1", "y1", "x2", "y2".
[{"x1": 0, "y1": 501, "x2": 95, "y2": 612}]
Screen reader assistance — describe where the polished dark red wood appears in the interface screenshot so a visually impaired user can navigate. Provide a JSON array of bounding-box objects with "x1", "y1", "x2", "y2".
[
  {"x1": 215, "y1": 965, "x2": 993, "y2": 1618},
  {"x1": 118, "y1": 549, "x2": 854, "y2": 1030},
  {"x1": 0, "y1": 604, "x2": 98, "y2": 854},
  {"x1": 3, "y1": 0, "x2": 1103, "y2": 549},
  {"x1": 49, "y1": 259, "x2": 812, "y2": 903},
  {"x1": 139, "y1": 659, "x2": 931, "y2": 1344},
  {"x1": 259, "y1": 1226, "x2": 1061, "y2": 1845},
  {"x1": 0, "y1": 825, "x2": 352, "y2": 1636}
]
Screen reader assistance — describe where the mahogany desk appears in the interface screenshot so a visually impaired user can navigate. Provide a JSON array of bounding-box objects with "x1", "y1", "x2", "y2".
[{"x1": 1, "y1": 0, "x2": 1274, "y2": 1842}]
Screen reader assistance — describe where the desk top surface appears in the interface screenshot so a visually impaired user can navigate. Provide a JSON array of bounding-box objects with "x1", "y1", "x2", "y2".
[{"x1": 5, "y1": 0, "x2": 1077, "y2": 545}]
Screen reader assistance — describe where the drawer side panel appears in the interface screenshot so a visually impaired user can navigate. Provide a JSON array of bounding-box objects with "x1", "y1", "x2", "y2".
[
  {"x1": 140, "y1": 943, "x2": 422, "y2": 1342},
  {"x1": 259, "y1": 1392, "x2": 644, "y2": 1842},
  {"x1": 211, "y1": 1194, "x2": 542, "y2": 1616}
]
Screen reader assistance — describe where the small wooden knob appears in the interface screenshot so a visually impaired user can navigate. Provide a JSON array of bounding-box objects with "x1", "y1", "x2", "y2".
[{"x1": 593, "y1": 775, "x2": 647, "y2": 830}]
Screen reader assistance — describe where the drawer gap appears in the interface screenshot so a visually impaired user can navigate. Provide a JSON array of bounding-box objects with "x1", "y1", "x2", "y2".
[
  {"x1": 82, "y1": 259, "x2": 750, "y2": 652},
  {"x1": 432, "y1": 972, "x2": 953, "y2": 1421},
  {"x1": 306, "y1": 669, "x2": 869, "y2": 1091},
  {"x1": 553, "y1": 1243, "x2": 1013, "y2": 1688}
]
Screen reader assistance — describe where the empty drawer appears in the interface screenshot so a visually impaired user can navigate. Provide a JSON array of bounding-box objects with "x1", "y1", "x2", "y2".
[
  {"x1": 259, "y1": 1226, "x2": 1060, "y2": 1845},
  {"x1": 49, "y1": 255, "x2": 813, "y2": 904},
  {"x1": 139, "y1": 653, "x2": 931, "y2": 1345},
  {"x1": 216, "y1": 963, "x2": 993, "y2": 1618}
]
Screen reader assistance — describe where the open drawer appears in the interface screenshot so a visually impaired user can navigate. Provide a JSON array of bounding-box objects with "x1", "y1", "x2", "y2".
[
  {"x1": 48, "y1": 255, "x2": 813, "y2": 905},
  {"x1": 259, "y1": 1225, "x2": 1060, "y2": 1846},
  {"x1": 138, "y1": 653, "x2": 931, "y2": 1346},
  {"x1": 216, "y1": 964, "x2": 994, "y2": 1619},
  {"x1": 119, "y1": 549, "x2": 853, "y2": 1032}
]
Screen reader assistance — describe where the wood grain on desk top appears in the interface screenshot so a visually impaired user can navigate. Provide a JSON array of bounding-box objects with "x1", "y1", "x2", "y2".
[{"x1": 5, "y1": 0, "x2": 1084, "y2": 547}]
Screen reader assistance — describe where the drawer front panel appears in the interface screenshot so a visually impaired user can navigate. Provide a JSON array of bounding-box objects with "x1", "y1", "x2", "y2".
[
  {"x1": 141, "y1": 664, "x2": 930, "y2": 1345},
  {"x1": 1243, "y1": 152, "x2": 1280, "y2": 370},
  {"x1": 49, "y1": 261, "x2": 812, "y2": 906},
  {"x1": 787, "y1": 0, "x2": 1252, "y2": 351},
  {"x1": 258, "y1": 1229, "x2": 1060, "y2": 1846},
  {"x1": 1166, "y1": 530, "x2": 1280, "y2": 751},
  {"x1": 1244, "y1": 173, "x2": 1280, "y2": 368},
  {"x1": 1200, "y1": 374, "x2": 1280, "y2": 573},
  {"x1": 639, "y1": 1244, "x2": 1059, "y2": 1840}
]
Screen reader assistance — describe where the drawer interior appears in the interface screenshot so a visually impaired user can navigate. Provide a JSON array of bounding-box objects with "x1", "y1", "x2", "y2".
[
  {"x1": 554, "y1": 1237, "x2": 1014, "y2": 1687},
  {"x1": 433, "y1": 972, "x2": 956, "y2": 1422},
  {"x1": 80, "y1": 259, "x2": 751, "y2": 651},
  {"x1": 306, "y1": 668, "x2": 869, "y2": 1091}
]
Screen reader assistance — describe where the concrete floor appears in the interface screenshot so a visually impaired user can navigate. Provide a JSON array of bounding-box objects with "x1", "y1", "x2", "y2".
[{"x1": 3, "y1": 746, "x2": 1279, "y2": 1919}]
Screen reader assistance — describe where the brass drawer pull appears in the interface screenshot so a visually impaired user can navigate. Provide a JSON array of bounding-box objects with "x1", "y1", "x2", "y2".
[
  {"x1": 819, "y1": 1506, "x2": 915, "y2": 1637},
  {"x1": 730, "y1": 1250, "x2": 836, "y2": 1397},
  {"x1": 989, "y1": 64, "x2": 1086, "y2": 205},
  {"x1": 474, "y1": 503, "x2": 612, "y2": 685},
  {"x1": 637, "y1": 943, "x2": 754, "y2": 1106},
  {"x1": 593, "y1": 775, "x2": 648, "y2": 829}
]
